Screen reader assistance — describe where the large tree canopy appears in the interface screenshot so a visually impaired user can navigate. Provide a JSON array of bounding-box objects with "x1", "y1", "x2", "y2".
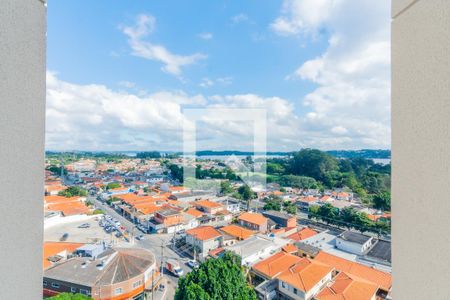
[
  {"x1": 47, "y1": 293, "x2": 92, "y2": 300},
  {"x1": 289, "y1": 149, "x2": 339, "y2": 182},
  {"x1": 175, "y1": 252, "x2": 257, "y2": 300}
]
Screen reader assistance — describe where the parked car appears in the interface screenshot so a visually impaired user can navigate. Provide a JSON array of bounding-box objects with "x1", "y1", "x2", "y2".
[
  {"x1": 135, "y1": 234, "x2": 144, "y2": 241},
  {"x1": 78, "y1": 223, "x2": 90, "y2": 228},
  {"x1": 186, "y1": 260, "x2": 200, "y2": 269},
  {"x1": 60, "y1": 233, "x2": 69, "y2": 241}
]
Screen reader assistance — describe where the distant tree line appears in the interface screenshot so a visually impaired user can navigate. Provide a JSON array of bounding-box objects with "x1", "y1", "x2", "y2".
[
  {"x1": 266, "y1": 149, "x2": 391, "y2": 208},
  {"x1": 308, "y1": 204, "x2": 390, "y2": 234},
  {"x1": 136, "y1": 151, "x2": 161, "y2": 159}
]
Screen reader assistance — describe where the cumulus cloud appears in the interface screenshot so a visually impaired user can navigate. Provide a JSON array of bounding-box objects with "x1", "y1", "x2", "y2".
[
  {"x1": 46, "y1": 72, "x2": 303, "y2": 151},
  {"x1": 272, "y1": 0, "x2": 391, "y2": 149},
  {"x1": 120, "y1": 14, "x2": 207, "y2": 76},
  {"x1": 231, "y1": 13, "x2": 249, "y2": 24},
  {"x1": 197, "y1": 32, "x2": 213, "y2": 40},
  {"x1": 199, "y1": 76, "x2": 233, "y2": 88}
]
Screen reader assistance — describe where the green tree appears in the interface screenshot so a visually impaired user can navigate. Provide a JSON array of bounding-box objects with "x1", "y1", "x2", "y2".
[
  {"x1": 264, "y1": 200, "x2": 281, "y2": 211},
  {"x1": 289, "y1": 149, "x2": 339, "y2": 182},
  {"x1": 308, "y1": 205, "x2": 320, "y2": 220},
  {"x1": 47, "y1": 293, "x2": 93, "y2": 300},
  {"x1": 238, "y1": 184, "x2": 256, "y2": 211},
  {"x1": 58, "y1": 186, "x2": 87, "y2": 197},
  {"x1": 220, "y1": 181, "x2": 234, "y2": 195},
  {"x1": 373, "y1": 191, "x2": 391, "y2": 211},
  {"x1": 175, "y1": 252, "x2": 256, "y2": 300},
  {"x1": 285, "y1": 204, "x2": 297, "y2": 215},
  {"x1": 105, "y1": 182, "x2": 121, "y2": 190},
  {"x1": 277, "y1": 175, "x2": 320, "y2": 189}
]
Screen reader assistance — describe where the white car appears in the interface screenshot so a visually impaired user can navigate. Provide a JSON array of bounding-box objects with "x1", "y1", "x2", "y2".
[{"x1": 187, "y1": 260, "x2": 200, "y2": 268}]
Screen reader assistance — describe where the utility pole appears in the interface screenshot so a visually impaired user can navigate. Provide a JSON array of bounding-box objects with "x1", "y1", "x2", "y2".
[{"x1": 160, "y1": 241, "x2": 164, "y2": 277}]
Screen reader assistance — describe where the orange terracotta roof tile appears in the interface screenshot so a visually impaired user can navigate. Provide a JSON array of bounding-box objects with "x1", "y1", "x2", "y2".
[
  {"x1": 195, "y1": 200, "x2": 223, "y2": 208},
  {"x1": 278, "y1": 258, "x2": 334, "y2": 292},
  {"x1": 314, "y1": 251, "x2": 392, "y2": 291},
  {"x1": 253, "y1": 251, "x2": 302, "y2": 279},
  {"x1": 186, "y1": 226, "x2": 221, "y2": 241},
  {"x1": 46, "y1": 202, "x2": 90, "y2": 216},
  {"x1": 219, "y1": 225, "x2": 255, "y2": 240},
  {"x1": 238, "y1": 212, "x2": 268, "y2": 226},
  {"x1": 288, "y1": 227, "x2": 318, "y2": 241},
  {"x1": 300, "y1": 196, "x2": 318, "y2": 203},
  {"x1": 45, "y1": 185, "x2": 67, "y2": 192},
  {"x1": 43, "y1": 242, "x2": 84, "y2": 269},
  {"x1": 44, "y1": 195, "x2": 82, "y2": 204},
  {"x1": 185, "y1": 208, "x2": 204, "y2": 218},
  {"x1": 169, "y1": 186, "x2": 186, "y2": 191},
  {"x1": 316, "y1": 272, "x2": 378, "y2": 300},
  {"x1": 282, "y1": 243, "x2": 298, "y2": 253}
]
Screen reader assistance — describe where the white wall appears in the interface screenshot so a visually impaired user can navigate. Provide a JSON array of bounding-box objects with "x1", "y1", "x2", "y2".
[
  {"x1": 278, "y1": 271, "x2": 332, "y2": 300},
  {"x1": 0, "y1": 1, "x2": 46, "y2": 299},
  {"x1": 393, "y1": 1, "x2": 450, "y2": 298},
  {"x1": 335, "y1": 237, "x2": 372, "y2": 255}
]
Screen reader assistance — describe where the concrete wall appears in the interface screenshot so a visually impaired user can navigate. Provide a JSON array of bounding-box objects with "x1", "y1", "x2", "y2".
[
  {"x1": 0, "y1": 0, "x2": 46, "y2": 299},
  {"x1": 392, "y1": 0, "x2": 450, "y2": 299}
]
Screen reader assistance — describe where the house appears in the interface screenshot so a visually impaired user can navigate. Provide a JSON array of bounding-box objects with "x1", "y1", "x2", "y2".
[
  {"x1": 314, "y1": 251, "x2": 392, "y2": 293},
  {"x1": 150, "y1": 208, "x2": 184, "y2": 233},
  {"x1": 185, "y1": 208, "x2": 204, "y2": 218},
  {"x1": 277, "y1": 258, "x2": 334, "y2": 300},
  {"x1": 238, "y1": 212, "x2": 269, "y2": 233},
  {"x1": 186, "y1": 226, "x2": 222, "y2": 260},
  {"x1": 225, "y1": 235, "x2": 289, "y2": 266},
  {"x1": 43, "y1": 248, "x2": 160, "y2": 300},
  {"x1": 219, "y1": 224, "x2": 255, "y2": 241},
  {"x1": 316, "y1": 272, "x2": 378, "y2": 300},
  {"x1": 287, "y1": 227, "x2": 319, "y2": 242},
  {"x1": 262, "y1": 210, "x2": 297, "y2": 228},
  {"x1": 335, "y1": 231, "x2": 374, "y2": 255},
  {"x1": 216, "y1": 197, "x2": 241, "y2": 214},
  {"x1": 194, "y1": 200, "x2": 224, "y2": 215},
  {"x1": 45, "y1": 184, "x2": 67, "y2": 196},
  {"x1": 297, "y1": 196, "x2": 319, "y2": 211},
  {"x1": 252, "y1": 251, "x2": 302, "y2": 281},
  {"x1": 43, "y1": 242, "x2": 85, "y2": 270}
]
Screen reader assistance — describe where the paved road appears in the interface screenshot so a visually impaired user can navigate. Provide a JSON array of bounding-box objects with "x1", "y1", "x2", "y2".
[{"x1": 93, "y1": 196, "x2": 192, "y2": 298}]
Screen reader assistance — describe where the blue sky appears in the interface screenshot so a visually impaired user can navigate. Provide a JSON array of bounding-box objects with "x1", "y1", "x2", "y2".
[{"x1": 46, "y1": 0, "x2": 391, "y2": 151}]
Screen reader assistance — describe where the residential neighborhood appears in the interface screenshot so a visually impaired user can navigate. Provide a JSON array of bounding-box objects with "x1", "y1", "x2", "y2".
[{"x1": 42, "y1": 151, "x2": 391, "y2": 299}]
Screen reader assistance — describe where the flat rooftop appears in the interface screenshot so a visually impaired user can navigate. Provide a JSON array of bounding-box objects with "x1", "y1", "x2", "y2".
[
  {"x1": 44, "y1": 248, "x2": 154, "y2": 287},
  {"x1": 366, "y1": 240, "x2": 391, "y2": 263},
  {"x1": 339, "y1": 231, "x2": 372, "y2": 245}
]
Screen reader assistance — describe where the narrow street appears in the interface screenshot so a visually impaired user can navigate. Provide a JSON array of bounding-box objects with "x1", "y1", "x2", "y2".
[{"x1": 93, "y1": 196, "x2": 192, "y2": 299}]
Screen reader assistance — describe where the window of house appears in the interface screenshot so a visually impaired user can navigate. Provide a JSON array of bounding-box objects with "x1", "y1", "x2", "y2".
[
  {"x1": 43, "y1": 281, "x2": 47, "y2": 286},
  {"x1": 71, "y1": 287, "x2": 77, "y2": 293},
  {"x1": 80, "y1": 289, "x2": 89, "y2": 295},
  {"x1": 115, "y1": 287, "x2": 123, "y2": 295},
  {"x1": 133, "y1": 280, "x2": 142, "y2": 288},
  {"x1": 51, "y1": 283, "x2": 59, "y2": 288},
  {"x1": 281, "y1": 282, "x2": 286, "y2": 289},
  {"x1": 294, "y1": 288, "x2": 298, "y2": 295}
]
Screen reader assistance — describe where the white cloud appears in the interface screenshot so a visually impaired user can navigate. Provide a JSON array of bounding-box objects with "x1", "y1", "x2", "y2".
[
  {"x1": 118, "y1": 81, "x2": 136, "y2": 89},
  {"x1": 198, "y1": 32, "x2": 213, "y2": 40},
  {"x1": 231, "y1": 13, "x2": 249, "y2": 24},
  {"x1": 270, "y1": 0, "x2": 334, "y2": 36},
  {"x1": 272, "y1": 0, "x2": 391, "y2": 149},
  {"x1": 46, "y1": 72, "x2": 303, "y2": 151},
  {"x1": 120, "y1": 14, "x2": 207, "y2": 76},
  {"x1": 199, "y1": 76, "x2": 233, "y2": 88}
]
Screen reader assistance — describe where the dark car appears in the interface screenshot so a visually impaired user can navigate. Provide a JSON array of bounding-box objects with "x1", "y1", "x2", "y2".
[{"x1": 60, "y1": 233, "x2": 69, "y2": 241}]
